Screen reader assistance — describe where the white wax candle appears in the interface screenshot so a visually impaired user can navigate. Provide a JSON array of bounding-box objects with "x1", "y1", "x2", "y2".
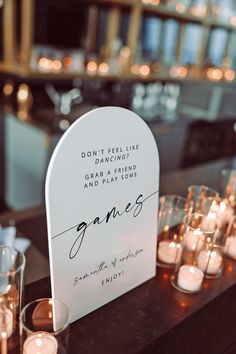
[
  {"x1": 225, "y1": 236, "x2": 236, "y2": 259},
  {"x1": 157, "y1": 241, "x2": 182, "y2": 264},
  {"x1": 23, "y1": 332, "x2": 58, "y2": 354},
  {"x1": 184, "y1": 229, "x2": 204, "y2": 251},
  {"x1": 0, "y1": 308, "x2": 13, "y2": 339},
  {"x1": 216, "y1": 203, "x2": 234, "y2": 227},
  {"x1": 197, "y1": 250, "x2": 223, "y2": 275},
  {"x1": 207, "y1": 201, "x2": 234, "y2": 228},
  {"x1": 177, "y1": 265, "x2": 204, "y2": 292}
]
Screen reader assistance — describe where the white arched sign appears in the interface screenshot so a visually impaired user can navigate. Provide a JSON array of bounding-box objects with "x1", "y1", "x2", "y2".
[{"x1": 45, "y1": 107, "x2": 159, "y2": 322}]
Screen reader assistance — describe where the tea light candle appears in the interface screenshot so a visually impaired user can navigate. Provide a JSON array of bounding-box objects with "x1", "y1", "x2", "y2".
[
  {"x1": 197, "y1": 249, "x2": 223, "y2": 275},
  {"x1": 225, "y1": 236, "x2": 236, "y2": 259},
  {"x1": 157, "y1": 240, "x2": 182, "y2": 264},
  {"x1": 177, "y1": 265, "x2": 204, "y2": 292},
  {"x1": 184, "y1": 229, "x2": 204, "y2": 251},
  {"x1": 23, "y1": 332, "x2": 58, "y2": 354},
  {"x1": 215, "y1": 202, "x2": 234, "y2": 227},
  {"x1": 0, "y1": 307, "x2": 13, "y2": 338}
]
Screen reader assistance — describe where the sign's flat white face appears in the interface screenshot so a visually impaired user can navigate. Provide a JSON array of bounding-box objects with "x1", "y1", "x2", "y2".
[{"x1": 45, "y1": 107, "x2": 159, "y2": 322}]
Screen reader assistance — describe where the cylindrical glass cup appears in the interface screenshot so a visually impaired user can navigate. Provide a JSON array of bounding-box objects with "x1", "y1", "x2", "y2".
[
  {"x1": 20, "y1": 298, "x2": 70, "y2": 354},
  {"x1": 0, "y1": 246, "x2": 25, "y2": 350},
  {"x1": 221, "y1": 169, "x2": 236, "y2": 209},
  {"x1": 197, "y1": 243, "x2": 223, "y2": 278},
  {"x1": 187, "y1": 185, "x2": 219, "y2": 212},
  {"x1": 170, "y1": 213, "x2": 218, "y2": 293},
  {"x1": 157, "y1": 195, "x2": 193, "y2": 268},
  {"x1": 200, "y1": 196, "x2": 234, "y2": 233},
  {"x1": 224, "y1": 215, "x2": 236, "y2": 260}
]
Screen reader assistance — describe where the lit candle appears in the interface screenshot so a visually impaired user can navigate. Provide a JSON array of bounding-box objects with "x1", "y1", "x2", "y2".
[
  {"x1": 207, "y1": 200, "x2": 234, "y2": 228},
  {"x1": 225, "y1": 236, "x2": 236, "y2": 259},
  {"x1": 177, "y1": 265, "x2": 204, "y2": 292},
  {"x1": 157, "y1": 240, "x2": 182, "y2": 264},
  {"x1": 0, "y1": 307, "x2": 13, "y2": 338},
  {"x1": 23, "y1": 332, "x2": 58, "y2": 354},
  {"x1": 1, "y1": 331, "x2": 7, "y2": 354},
  {"x1": 184, "y1": 229, "x2": 205, "y2": 251},
  {"x1": 197, "y1": 249, "x2": 223, "y2": 275}
]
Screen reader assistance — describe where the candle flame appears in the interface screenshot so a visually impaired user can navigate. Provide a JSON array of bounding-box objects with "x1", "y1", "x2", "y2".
[
  {"x1": 190, "y1": 266, "x2": 195, "y2": 273},
  {"x1": 36, "y1": 338, "x2": 43, "y2": 347}
]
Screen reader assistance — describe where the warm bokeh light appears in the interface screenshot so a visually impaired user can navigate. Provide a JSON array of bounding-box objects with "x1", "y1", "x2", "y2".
[
  {"x1": 150, "y1": 0, "x2": 160, "y2": 5},
  {"x1": 63, "y1": 56, "x2": 72, "y2": 68},
  {"x1": 230, "y1": 16, "x2": 236, "y2": 26},
  {"x1": 207, "y1": 68, "x2": 223, "y2": 81},
  {"x1": 151, "y1": 62, "x2": 162, "y2": 73},
  {"x1": 39, "y1": 57, "x2": 53, "y2": 71},
  {"x1": 3, "y1": 81, "x2": 14, "y2": 96},
  {"x1": 17, "y1": 84, "x2": 29, "y2": 102},
  {"x1": 180, "y1": 301, "x2": 188, "y2": 308},
  {"x1": 139, "y1": 64, "x2": 150, "y2": 76},
  {"x1": 162, "y1": 273, "x2": 170, "y2": 280},
  {"x1": 169, "y1": 66, "x2": 187, "y2": 78},
  {"x1": 52, "y1": 59, "x2": 62, "y2": 71},
  {"x1": 131, "y1": 64, "x2": 140, "y2": 75},
  {"x1": 86, "y1": 61, "x2": 97, "y2": 74},
  {"x1": 176, "y1": 3, "x2": 186, "y2": 13},
  {"x1": 227, "y1": 265, "x2": 233, "y2": 272},
  {"x1": 189, "y1": 5, "x2": 206, "y2": 17},
  {"x1": 224, "y1": 69, "x2": 235, "y2": 81},
  {"x1": 98, "y1": 62, "x2": 109, "y2": 74}
]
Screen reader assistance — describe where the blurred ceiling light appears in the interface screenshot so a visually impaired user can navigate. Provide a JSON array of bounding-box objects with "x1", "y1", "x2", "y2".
[
  {"x1": 0, "y1": 0, "x2": 3, "y2": 8},
  {"x1": 3, "y1": 81, "x2": 14, "y2": 96},
  {"x1": 230, "y1": 16, "x2": 236, "y2": 26},
  {"x1": 52, "y1": 59, "x2": 62, "y2": 71},
  {"x1": 131, "y1": 64, "x2": 140, "y2": 75},
  {"x1": 39, "y1": 57, "x2": 53, "y2": 71},
  {"x1": 63, "y1": 56, "x2": 72, "y2": 68},
  {"x1": 169, "y1": 65, "x2": 187, "y2": 78},
  {"x1": 224, "y1": 69, "x2": 235, "y2": 81},
  {"x1": 189, "y1": 5, "x2": 206, "y2": 17},
  {"x1": 86, "y1": 61, "x2": 97, "y2": 74},
  {"x1": 176, "y1": 3, "x2": 186, "y2": 13},
  {"x1": 142, "y1": 0, "x2": 150, "y2": 4},
  {"x1": 17, "y1": 84, "x2": 30, "y2": 102},
  {"x1": 151, "y1": 62, "x2": 162, "y2": 73},
  {"x1": 98, "y1": 62, "x2": 109, "y2": 75},
  {"x1": 139, "y1": 64, "x2": 150, "y2": 76},
  {"x1": 206, "y1": 68, "x2": 223, "y2": 81}
]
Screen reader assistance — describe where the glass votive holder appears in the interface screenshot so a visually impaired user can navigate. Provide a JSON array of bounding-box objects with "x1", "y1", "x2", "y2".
[
  {"x1": 201, "y1": 196, "x2": 234, "y2": 233},
  {"x1": 170, "y1": 213, "x2": 217, "y2": 293},
  {"x1": 157, "y1": 195, "x2": 193, "y2": 268},
  {"x1": 224, "y1": 215, "x2": 236, "y2": 260},
  {"x1": 187, "y1": 185, "x2": 219, "y2": 212},
  {"x1": 0, "y1": 245, "x2": 25, "y2": 351},
  {"x1": 20, "y1": 298, "x2": 70, "y2": 354},
  {"x1": 221, "y1": 169, "x2": 236, "y2": 209},
  {"x1": 197, "y1": 243, "x2": 223, "y2": 278}
]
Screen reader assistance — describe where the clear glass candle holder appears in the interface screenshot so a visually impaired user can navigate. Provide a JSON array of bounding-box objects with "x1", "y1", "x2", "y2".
[
  {"x1": 221, "y1": 169, "x2": 236, "y2": 209},
  {"x1": 187, "y1": 185, "x2": 219, "y2": 212},
  {"x1": 200, "y1": 196, "x2": 234, "y2": 234},
  {"x1": 224, "y1": 215, "x2": 236, "y2": 260},
  {"x1": 156, "y1": 195, "x2": 193, "y2": 268},
  {"x1": 197, "y1": 243, "x2": 223, "y2": 278},
  {"x1": 170, "y1": 213, "x2": 218, "y2": 293},
  {"x1": 20, "y1": 298, "x2": 70, "y2": 354},
  {"x1": 0, "y1": 245, "x2": 25, "y2": 351}
]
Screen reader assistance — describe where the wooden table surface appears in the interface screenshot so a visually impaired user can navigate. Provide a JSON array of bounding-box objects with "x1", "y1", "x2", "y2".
[{"x1": 2, "y1": 157, "x2": 236, "y2": 354}]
